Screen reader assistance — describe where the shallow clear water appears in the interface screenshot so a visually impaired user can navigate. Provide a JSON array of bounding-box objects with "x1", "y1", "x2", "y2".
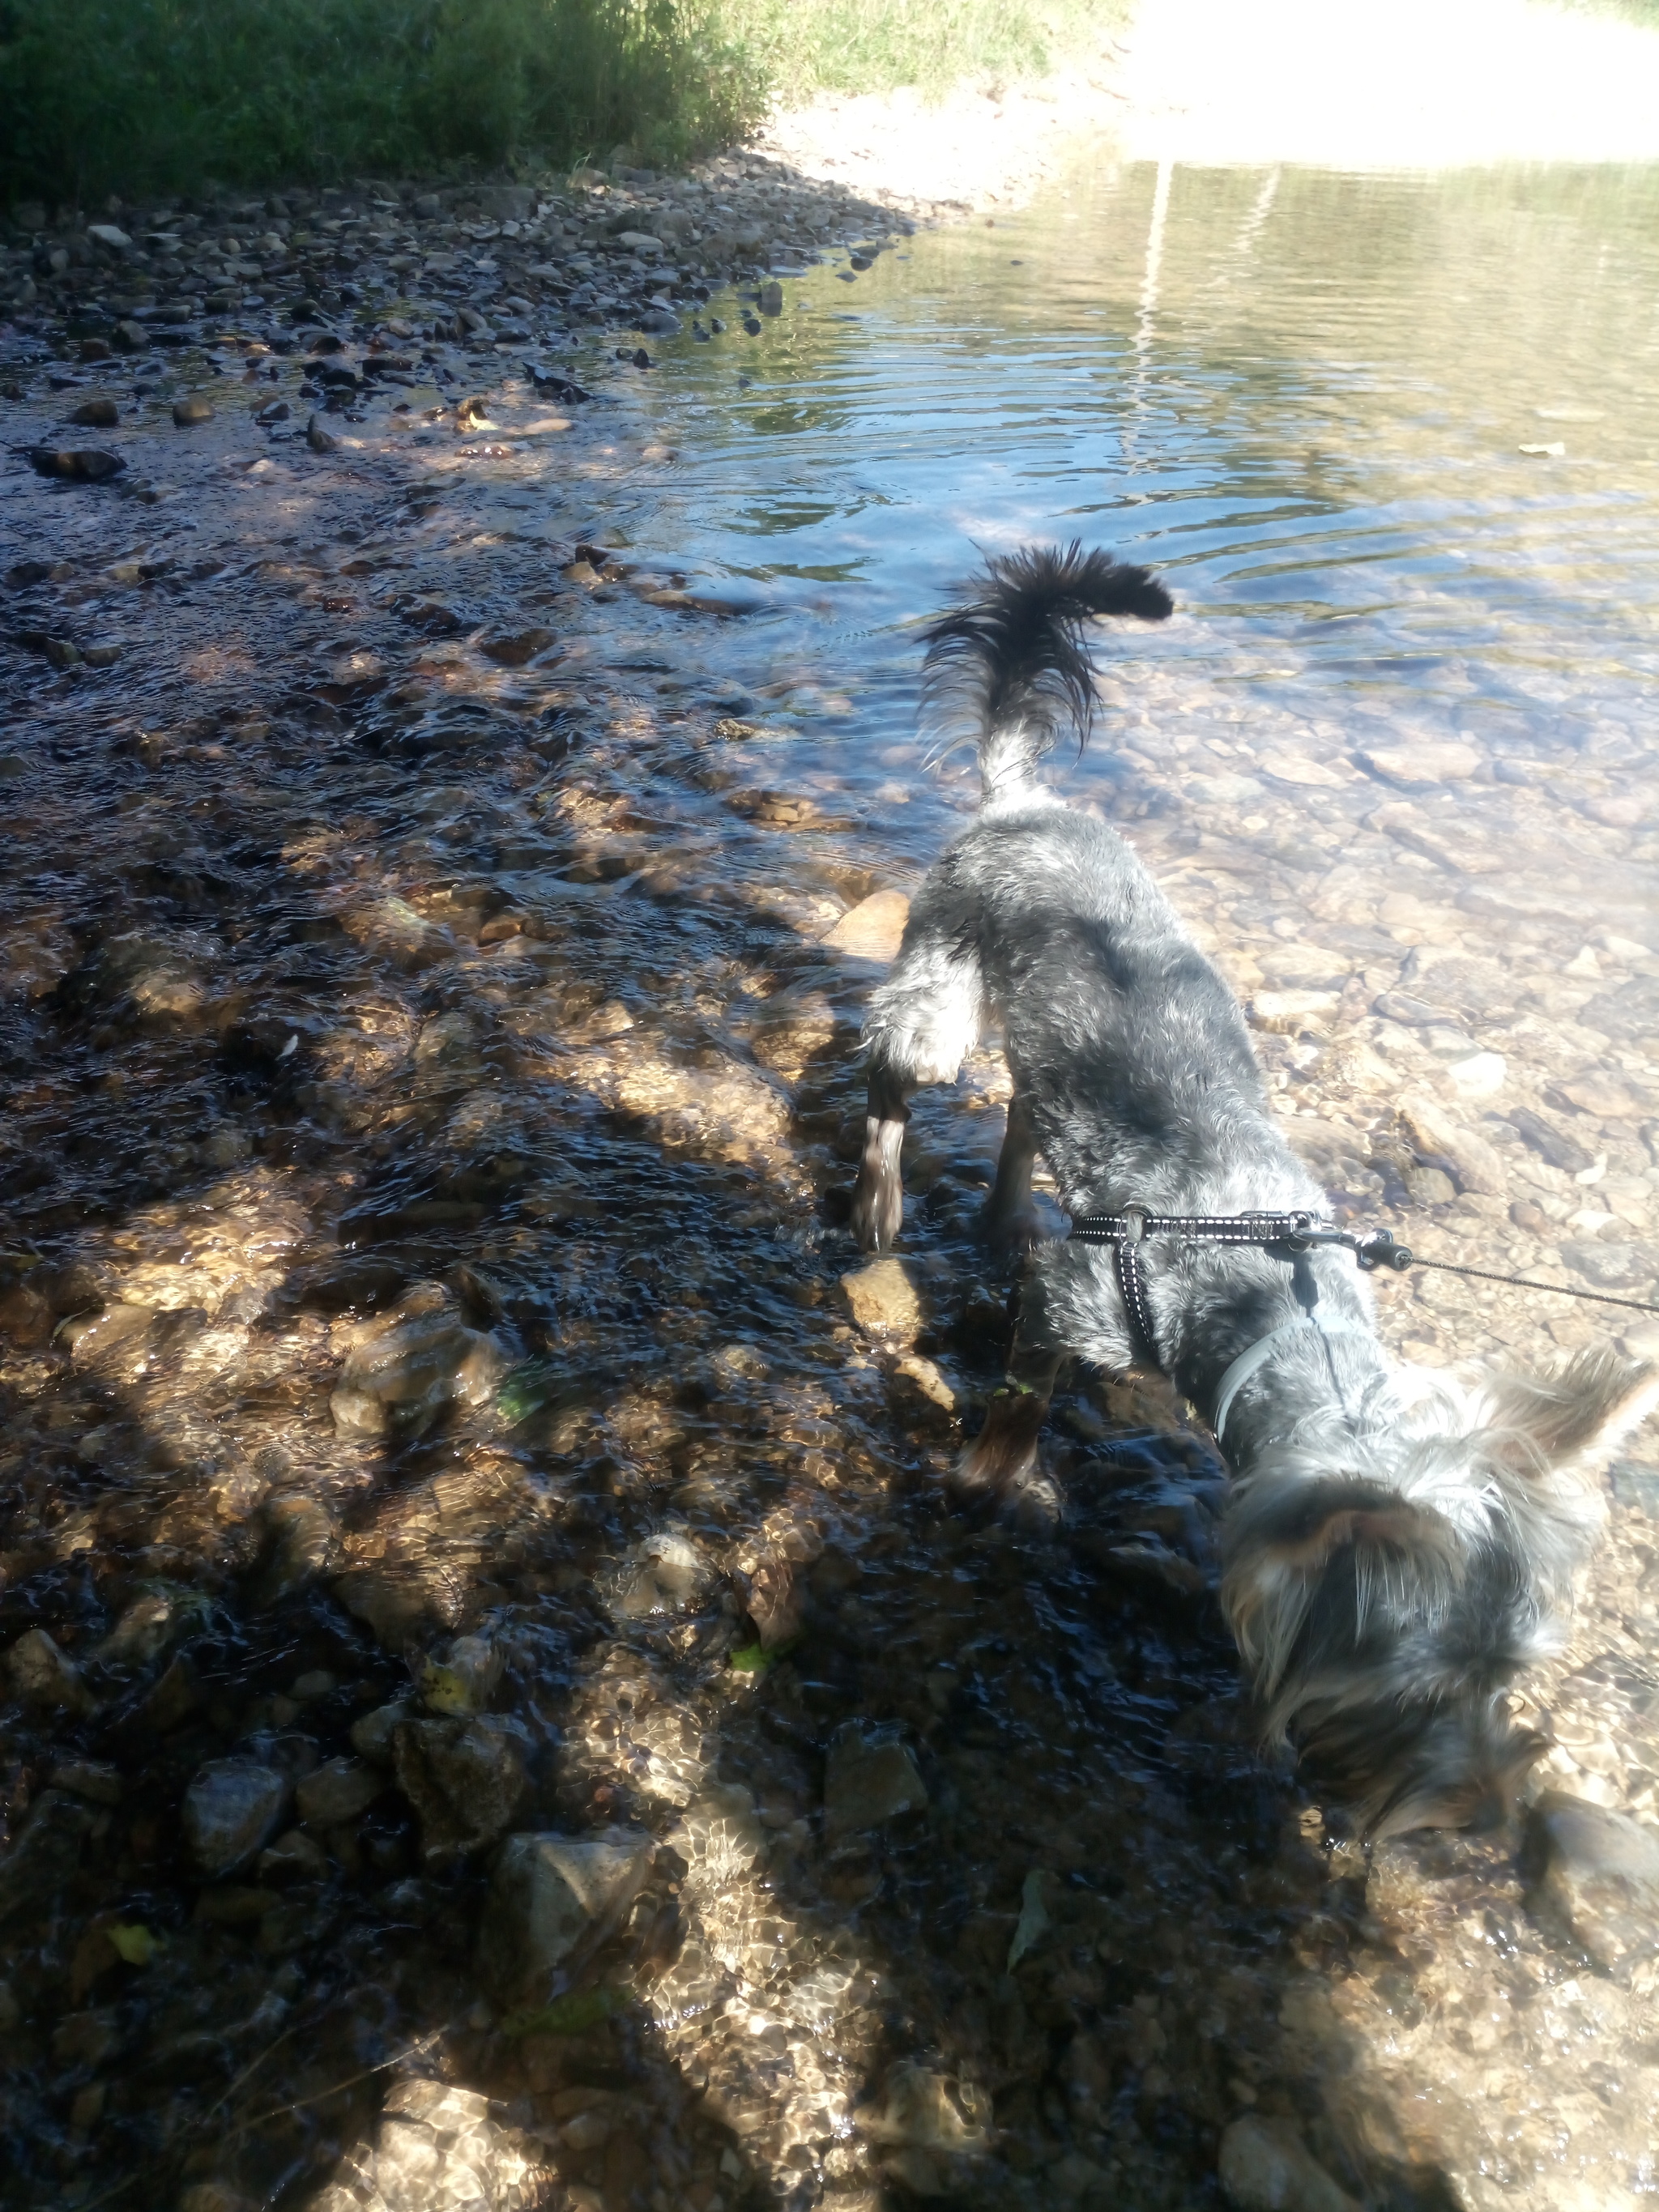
[{"x1": 4, "y1": 156, "x2": 1659, "y2": 2212}]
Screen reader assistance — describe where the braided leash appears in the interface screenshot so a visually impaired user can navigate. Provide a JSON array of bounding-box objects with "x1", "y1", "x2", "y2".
[{"x1": 1068, "y1": 1206, "x2": 1659, "y2": 1366}]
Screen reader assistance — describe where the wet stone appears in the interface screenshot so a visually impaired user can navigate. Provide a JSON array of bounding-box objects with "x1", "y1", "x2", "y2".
[
  {"x1": 840, "y1": 1255, "x2": 923, "y2": 1341},
  {"x1": 351, "y1": 1696, "x2": 416, "y2": 1763},
  {"x1": 181, "y1": 1759, "x2": 291, "y2": 1876},
  {"x1": 824, "y1": 1726, "x2": 928, "y2": 1843},
  {"x1": 172, "y1": 394, "x2": 214, "y2": 427},
  {"x1": 69, "y1": 395, "x2": 119, "y2": 428},
  {"x1": 393, "y1": 1715, "x2": 527, "y2": 1864},
  {"x1": 1525, "y1": 1790, "x2": 1659, "y2": 1981},
  {"x1": 6, "y1": 1626, "x2": 93, "y2": 1714},
  {"x1": 0, "y1": 1790, "x2": 96, "y2": 1924},
  {"x1": 1218, "y1": 2117, "x2": 1358, "y2": 2212},
  {"x1": 825, "y1": 887, "x2": 910, "y2": 961},
  {"x1": 296, "y1": 1755, "x2": 386, "y2": 1828},
  {"x1": 478, "y1": 1824, "x2": 655, "y2": 2000}
]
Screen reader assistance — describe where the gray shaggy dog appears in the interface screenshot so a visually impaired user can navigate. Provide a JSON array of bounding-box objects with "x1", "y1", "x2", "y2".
[{"x1": 851, "y1": 543, "x2": 1657, "y2": 1839}]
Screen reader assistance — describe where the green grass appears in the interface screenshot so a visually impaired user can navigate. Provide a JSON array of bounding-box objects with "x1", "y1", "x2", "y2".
[
  {"x1": 0, "y1": 0, "x2": 764, "y2": 207},
  {"x1": 714, "y1": 0, "x2": 1121, "y2": 104},
  {"x1": 0, "y1": 0, "x2": 1122, "y2": 210}
]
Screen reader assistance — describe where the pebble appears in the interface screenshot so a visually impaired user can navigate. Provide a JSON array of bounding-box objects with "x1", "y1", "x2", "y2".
[
  {"x1": 305, "y1": 412, "x2": 339, "y2": 454},
  {"x1": 1218, "y1": 2117, "x2": 1358, "y2": 2212},
  {"x1": 392, "y1": 1715, "x2": 527, "y2": 1862},
  {"x1": 181, "y1": 1760, "x2": 291, "y2": 1876},
  {"x1": 172, "y1": 394, "x2": 214, "y2": 427},
  {"x1": 295, "y1": 1755, "x2": 386, "y2": 1827},
  {"x1": 27, "y1": 447, "x2": 126, "y2": 483},
  {"x1": 1397, "y1": 1090, "x2": 1508, "y2": 1196},
  {"x1": 823, "y1": 1726, "x2": 928, "y2": 1841},
  {"x1": 1358, "y1": 740, "x2": 1482, "y2": 789},
  {"x1": 477, "y1": 1825, "x2": 655, "y2": 1998},
  {"x1": 69, "y1": 396, "x2": 119, "y2": 428},
  {"x1": 1527, "y1": 1792, "x2": 1659, "y2": 1980},
  {"x1": 6, "y1": 1627, "x2": 93, "y2": 1714},
  {"x1": 824, "y1": 888, "x2": 910, "y2": 961}
]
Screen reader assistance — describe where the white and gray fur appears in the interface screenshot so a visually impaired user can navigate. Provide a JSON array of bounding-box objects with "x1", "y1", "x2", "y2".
[{"x1": 851, "y1": 543, "x2": 1657, "y2": 1839}]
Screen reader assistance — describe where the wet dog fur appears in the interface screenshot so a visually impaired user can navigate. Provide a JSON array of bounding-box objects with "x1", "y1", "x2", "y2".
[{"x1": 850, "y1": 543, "x2": 1658, "y2": 1839}]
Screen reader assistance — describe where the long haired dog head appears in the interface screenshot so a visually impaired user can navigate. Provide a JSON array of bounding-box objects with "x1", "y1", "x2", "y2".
[
  {"x1": 1222, "y1": 1347, "x2": 1658, "y2": 1837},
  {"x1": 859, "y1": 539, "x2": 1655, "y2": 1839}
]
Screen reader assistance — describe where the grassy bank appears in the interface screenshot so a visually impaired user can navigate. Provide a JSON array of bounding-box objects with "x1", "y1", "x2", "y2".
[
  {"x1": 0, "y1": 0, "x2": 1113, "y2": 210},
  {"x1": 0, "y1": 0, "x2": 761, "y2": 209},
  {"x1": 718, "y1": 0, "x2": 1115, "y2": 104}
]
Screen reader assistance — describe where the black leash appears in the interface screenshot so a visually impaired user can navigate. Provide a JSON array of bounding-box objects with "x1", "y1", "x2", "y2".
[{"x1": 1068, "y1": 1205, "x2": 1659, "y2": 1367}]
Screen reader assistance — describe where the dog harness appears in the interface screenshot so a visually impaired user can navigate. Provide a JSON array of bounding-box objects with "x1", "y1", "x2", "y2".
[{"x1": 1065, "y1": 1208, "x2": 1410, "y2": 1438}]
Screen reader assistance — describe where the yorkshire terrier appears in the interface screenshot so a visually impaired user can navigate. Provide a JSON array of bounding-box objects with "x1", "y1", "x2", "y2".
[{"x1": 850, "y1": 543, "x2": 1656, "y2": 1838}]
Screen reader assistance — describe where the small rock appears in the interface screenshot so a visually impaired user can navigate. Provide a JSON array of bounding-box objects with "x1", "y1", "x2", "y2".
[
  {"x1": 51, "y1": 1759, "x2": 122, "y2": 1805},
  {"x1": 6, "y1": 1628, "x2": 93, "y2": 1714},
  {"x1": 256, "y1": 1493, "x2": 342, "y2": 1600},
  {"x1": 824, "y1": 1727, "x2": 928, "y2": 1842},
  {"x1": 1358, "y1": 741, "x2": 1481, "y2": 790},
  {"x1": 616, "y1": 230, "x2": 663, "y2": 253},
  {"x1": 172, "y1": 395, "x2": 214, "y2": 428},
  {"x1": 638, "y1": 309, "x2": 680, "y2": 335},
  {"x1": 70, "y1": 396, "x2": 119, "y2": 428},
  {"x1": 1218, "y1": 2116, "x2": 1358, "y2": 2212},
  {"x1": 258, "y1": 1828, "x2": 330, "y2": 1882},
  {"x1": 603, "y1": 1531, "x2": 712, "y2": 1620},
  {"x1": 1447, "y1": 1051, "x2": 1506, "y2": 1098},
  {"x1": 478, "y1": 1825, "x2": 655, "y2": 1999},
  {"x1": 416, "y1": 1634, "x2": 503, "y2": 1715},
  {"x1": 742, "y1": 314, "x2": 761, "y2": 335},
  {"x1": 393, "y1": 1716, "x2": 527, "y2": 1863},
  {"x1": 87, "y1": 223, "x2": 131, "y2": 249},
  {"x1": 181, "y1": 1760, "x2": 291, "y2": 1876},
  {"x1": 1560, "y1": 1240, "x2": 1659, "y2": 1292},
  {"x1": 95, "y1": 1588, "x2": 182, "y2": 1669},
  {"x1": 331, "y1": 1297, "x2": 507, "y2": 1441},
  {"x1": 825, "y1": 889, "x2": 910, "y2": 961},
  {"x1": 305, "y1": 413, "x2": 339, "y2": 454},
  {"x1": 480, "y1": 626, "x2": 556, "y2": 667},
  {"x1": 841, "y1": 1256, "x2": 923, "y2": 1342},
  {"x1": 1250, "y1": 988, "x2": 1341, "y2": 1034},
  {"x1": 351, "y1": 1697, "x2": 416, "y2": 1763},
  {"x1": 759, "y1": 280, "x2": 783, "y2": 315},
  {"x1": 1404, "y1": 1165, "x2": 1456, "y2": 1207},
  {"x1": 1397, "y1": 1091, "x2": 1507, "y2": 1196},
  {"x1": 296, "y1": 1756, "x2": 386, "y2": 1828},
  {"x1": 1508, "y1": 1105, "x2": 1593, "y2": 1174},
  {"x1": 28, "y1": 448, "x2": 126, "y2": 483}
]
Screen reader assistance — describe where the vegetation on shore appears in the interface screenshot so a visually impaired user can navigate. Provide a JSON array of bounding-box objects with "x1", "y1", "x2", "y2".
[{"x1": 0, "y1": 0, "x2": 1114, "y2": 211}]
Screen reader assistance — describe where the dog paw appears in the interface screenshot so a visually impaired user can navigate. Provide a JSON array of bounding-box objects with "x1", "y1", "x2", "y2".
[
  {"x1": 980, "y1": 1200, "x2": 1045, "y2": 1262},
  {"x1": 850, "y1": 1167, "x2": 902, "y2": 1252}
]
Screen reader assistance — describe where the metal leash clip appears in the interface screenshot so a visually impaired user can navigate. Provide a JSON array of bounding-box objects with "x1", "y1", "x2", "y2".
[{"x1": 1279, "y1": 1218, "x2": 1414, "y2": 1272}]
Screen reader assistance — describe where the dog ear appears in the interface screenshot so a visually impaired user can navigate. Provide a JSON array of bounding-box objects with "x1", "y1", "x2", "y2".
[
  {"x1": 1478, "y1": 1347, "x2": 1659, "y2": 1481},
  {"x1": 1221, "y1": 1477, "x2": 1463, "y2": 1703}
]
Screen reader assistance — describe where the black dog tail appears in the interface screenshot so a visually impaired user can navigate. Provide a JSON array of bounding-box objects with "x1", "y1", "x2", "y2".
[{"x1": 921, "y1": 542, "x2": 1172, "y2": 800}]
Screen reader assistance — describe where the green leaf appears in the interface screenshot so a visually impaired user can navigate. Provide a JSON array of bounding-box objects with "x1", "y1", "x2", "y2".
[
  {"x1": 728, "y1": 1642, "x2": 772, "y2": 1674},
  {"x1": 108, "y1": 1922, "x2": 160, "y2": 1966},
  {"x1": 499, "y1": 1986, "x2": 621, "y2": 2038}
]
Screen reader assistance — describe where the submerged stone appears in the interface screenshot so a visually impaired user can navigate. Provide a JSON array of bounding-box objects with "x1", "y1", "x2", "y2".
[
  {"x1": 182, "y1": 1760, "x2": 291, "y2": 1875},
  {"x1": 478, "y1": 1825, "x2": 655, "y2": 1999}
]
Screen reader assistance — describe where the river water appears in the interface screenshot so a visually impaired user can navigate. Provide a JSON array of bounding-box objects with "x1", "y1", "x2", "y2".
[{"x1": 3, "y1": 157, "x2": 1659, "y2": 2212}]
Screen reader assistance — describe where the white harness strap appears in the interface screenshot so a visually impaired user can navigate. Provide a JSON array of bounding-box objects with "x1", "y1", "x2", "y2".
[{"x1": 1210, "y1": 1314, "x2": 1371, "y2": 1443}]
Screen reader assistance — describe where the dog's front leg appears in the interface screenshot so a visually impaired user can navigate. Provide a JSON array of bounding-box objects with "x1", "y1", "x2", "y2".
[
  {"x1": 850, "y1": 1064, "x2": 911, "y2": 1251},
  {"x1": 956, "y1": 1334, "x2": 1064, "y2": 1528}
]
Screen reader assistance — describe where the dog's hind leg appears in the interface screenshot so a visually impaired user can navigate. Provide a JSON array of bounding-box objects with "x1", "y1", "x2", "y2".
[
  {"x1": 851, "y1": 927, "x2": 984, "y2": 1252},
  {"x1": 850, "y1": 1060, "x2": 912, "y2": 1253},
  {"x1": 983, "y1": 1089, "x2": 1040, "y2": 1254},
  {"x1": 956, "y1": 1327, "x2": 1064, "y2": 1528}
]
